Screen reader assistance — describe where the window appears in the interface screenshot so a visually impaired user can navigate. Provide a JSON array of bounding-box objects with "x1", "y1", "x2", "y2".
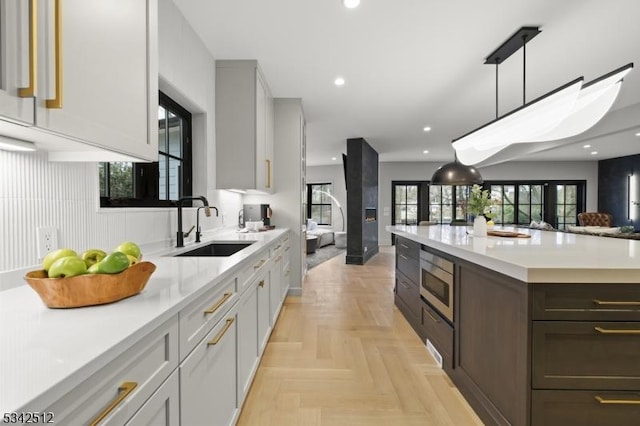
[
  {"x1": 307, "y1": 183, "x2": 332, "y2": 225},
  {"x1": 429, "y1": 185, "x2": 470, "y2": 223},
  {"x1": 555, "y1": 183, "x2": 579, "y2": 230},
  {"x1": 99, "y1": 92, "x2": 192, "y2": 207},
  {"x1": 394, "y1": 184, "x2": 419, "y2": 225}
]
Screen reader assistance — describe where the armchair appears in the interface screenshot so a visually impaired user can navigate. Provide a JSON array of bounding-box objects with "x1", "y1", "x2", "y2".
[{"x1": 577, "y1": 212, "x2": 613, "y2": 227}]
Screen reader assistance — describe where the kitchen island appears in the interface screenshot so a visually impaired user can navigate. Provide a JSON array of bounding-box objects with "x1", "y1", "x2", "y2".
[
  {"x1": 0, "y1": 228, "x2": 291, "y2": 425},
  {"x1": 387, "y1": 224, "x2": 640, "y2": 426}
]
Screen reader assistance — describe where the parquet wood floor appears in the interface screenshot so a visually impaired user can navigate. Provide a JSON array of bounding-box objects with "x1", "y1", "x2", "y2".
[{"x1": 237, "y1": 246, "x2": 483, "y2": 425}]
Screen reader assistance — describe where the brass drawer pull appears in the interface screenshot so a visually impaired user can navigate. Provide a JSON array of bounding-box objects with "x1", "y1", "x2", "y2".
[
  {"x1": 285, "y1": 246, "x2": 290, "y2": 251},
  {"x1": 593, "y1": 299, "x2": 640, "y2": 306},
  {"x1": 254, "y1": 259, "x2": 266, "y2": 269},
  {"x1": 89, "y1": 381, "x2": 138, "y2": 426},
  {"x1": 258, "y1": 280, "x2": 265, "y2": 288},
  {"x1": 208, "y1": 318, "x2": 235, "y2": 346},
  {"x1": 275, "y1": 255, "x2": 282, "y2": 262},
  {"x1": 424, "y1": 309, "x2": 441, "y2": 323},
  {"x1": 18, "y1": 0, "x2": 37, "y2": 97},
  {"x1": 594, "y1": 326, "x2": 640, "y2": 335},
  {"x1": 399, "y1": 281, "x2": 410, "y2": 289},
  {"x1": 400, "y1": 244, "x2": 409, "y2": 249},
  {"x1": 275, "y1": 244, "x2": 282, "y2": 250},
  {"x1": 399, "y1": 254, "x2": 408, "y2": 260},
  {"x1": 45, "y1": 0, "x2": 63, "y2": 108},
  {"x1": 595, "y1": 395, "x2": 640, "y2": 405},
  {"x1": 204, "y1": 292, "x2": 232, "y2": 315}
]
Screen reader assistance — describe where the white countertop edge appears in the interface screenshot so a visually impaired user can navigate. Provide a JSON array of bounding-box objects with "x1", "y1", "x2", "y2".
[{"x1": 0, "y1": 228, "x2": 289, "y2": 414}]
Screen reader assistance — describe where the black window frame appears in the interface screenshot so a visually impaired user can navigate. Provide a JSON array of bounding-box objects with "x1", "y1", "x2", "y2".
[
  {"x1": 306, "y1": 183, "x2": 333, "y2": 225},
  {"x1": 99, "y1": 91, "x2": 193, "y2": 208}
]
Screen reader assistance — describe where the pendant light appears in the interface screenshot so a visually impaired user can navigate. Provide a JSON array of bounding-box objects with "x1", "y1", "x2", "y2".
[
  {"x1": 430, "y1": 154, "x2": 483, "y2": 185},
  {"x1": 452, "y1": 27, "x2": 633, "y2": 166}
]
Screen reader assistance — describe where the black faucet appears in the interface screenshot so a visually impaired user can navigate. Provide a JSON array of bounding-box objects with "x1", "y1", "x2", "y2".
[
  {"x1": 196, "y1": 206, "x2": 218, "y2": 243},
  {"x1": 177, "y1": 196, "x2": 211, "y2": 247}
]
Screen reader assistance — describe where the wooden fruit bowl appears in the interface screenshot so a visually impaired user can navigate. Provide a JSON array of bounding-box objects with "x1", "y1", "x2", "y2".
[{"x1": 24, "y1": 261, "x2": 156, "y2": 308}]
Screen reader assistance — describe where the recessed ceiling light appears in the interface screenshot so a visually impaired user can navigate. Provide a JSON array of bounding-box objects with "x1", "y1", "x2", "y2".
[
  {"x1": 342, "y1": 0, "x2": 360, "y2": 9},
  {"x1": 636, "y1": 132, "x2": 640, "y2": 137},
  {"x1": 423, "y1": 150, "x2": 429, "y2": 154},
  {"x1": 590, "y1": 151, "x2": 598, "y2": 155},
  {"x1": 423, "y1": 126, "x2": 431, "y2": 132},
  {"x1": 583, "y1": 144, "x2": 591, "y2": 148},
  {"x1": 334, "y1": 77, "x2": 345, "y2": 86},
  {"x1": 332, "y1": 157, "x2": 337, "y2": 161}
]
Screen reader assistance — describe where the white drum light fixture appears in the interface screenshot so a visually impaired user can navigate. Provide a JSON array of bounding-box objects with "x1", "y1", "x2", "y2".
[
  {"x1": 342, "y1": 0, "x2": 360, "y2": 9},
  {"x1": 452, "y1": 27, "x2": 633, "y2": 166}
]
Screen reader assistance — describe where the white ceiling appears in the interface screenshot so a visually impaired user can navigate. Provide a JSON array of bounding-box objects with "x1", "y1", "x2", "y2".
[{"x1": 173, "y1": 0, "x2": 640, "y2": 167}]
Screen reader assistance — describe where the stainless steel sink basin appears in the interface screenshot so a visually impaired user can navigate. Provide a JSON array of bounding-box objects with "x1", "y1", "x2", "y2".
[{"x1": 176, "y1": 242, "x2": 255, "y2": 257}]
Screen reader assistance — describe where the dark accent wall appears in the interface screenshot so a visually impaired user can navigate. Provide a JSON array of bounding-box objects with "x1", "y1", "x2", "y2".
[
  {"x1": 346, "y1": 137, "x2": 379, "y2": 265},
  {"x1": 598, "y1": 154, "x2": 640, "y2": 230}
]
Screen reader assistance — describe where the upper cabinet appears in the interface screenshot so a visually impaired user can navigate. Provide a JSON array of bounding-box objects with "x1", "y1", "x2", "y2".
[
  {"x1": 216, "y1": 60, "x2": 274, "y2": 193},
  {"x1": 0, "y1": 0, "x2": 158, "y2": 161}
]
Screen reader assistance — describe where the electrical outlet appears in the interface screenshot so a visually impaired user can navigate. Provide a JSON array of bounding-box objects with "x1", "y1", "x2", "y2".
[{"x1": 37, "y1": 227, "x2": 59, "y2": 260}]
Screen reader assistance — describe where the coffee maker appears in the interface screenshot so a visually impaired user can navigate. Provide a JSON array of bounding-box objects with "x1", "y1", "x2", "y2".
[{"x1": 242, "y1": 204, "x2": 272, "y2": 227}]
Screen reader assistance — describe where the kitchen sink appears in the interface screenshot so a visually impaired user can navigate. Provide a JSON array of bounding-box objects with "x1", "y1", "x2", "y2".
[{"x1": 176, "y1": 242, "x2": 255, "y2": 257}]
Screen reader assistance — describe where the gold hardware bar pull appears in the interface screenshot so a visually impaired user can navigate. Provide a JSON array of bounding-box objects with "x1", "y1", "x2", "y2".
[
  {"x1": 595, "y1": 395, "x2": 640, "y2": 405},
  {"x1": 253, "y1": 259, "x2": 266, "y2": 269},
  {"x1": 89, "y1": 381, "x2": 138, "y2": 426},
  {"x1": 18, "y1": 0, "x2": 37, "y2": 97},
  {"x1": 594, "y1": 327, "x2": 640, "y2": 335},
  {"x1": 45, "y1": 0, "x2": 63, "y2": 108},
  {"x1": 425, "y1": 309, "x2": 441, "y2": 323},
  {"x1": 207, "y1": 318, "x2": 235, "y2": 346},
  {"x1": 265, "y1": 159, "x2": 271, "y2": 188},
  {"x1": 204, "y1": 292, "x2": 232, "y2": 315},
  {"x1": 593, "y1": 299, "x2": 640, "y2": 306},
  {"x1": 399, "y1": 281, "x2": 410, "y2": 289},
  {"x1": 258, "y1": 280, "x2": 265, "y2": 288}
]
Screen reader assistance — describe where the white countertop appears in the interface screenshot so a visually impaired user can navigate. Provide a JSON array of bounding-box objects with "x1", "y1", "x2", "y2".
[
  {"x1": 0, "y1": 228, "x2": 288, "y2": 415},
  {"x1": 386, "y1": 225, "x2": 640, "y2": 283}
]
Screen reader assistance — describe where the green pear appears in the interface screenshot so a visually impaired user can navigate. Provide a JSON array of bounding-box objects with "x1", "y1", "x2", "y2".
[
  {"x1": 42, "y1": 248, "x2": 78, "y2": 272},
  {"x1": 88, "y1": 251, "x2": 130, "y2": 274},
  {"x1": 48, "y1": 256, "x2": 87, "y2": 278}
]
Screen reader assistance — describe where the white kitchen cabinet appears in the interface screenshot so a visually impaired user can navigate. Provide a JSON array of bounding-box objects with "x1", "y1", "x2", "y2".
[
  {"x1": 257, "y1": 271, "x2": 272, "y2": 354},
  {"x1": 0, "y1": 0, "x2": 158, "y2": 161},
  {"x1": 216, "y1": 60, "x2": 274, "y2": 192},
  {"x1": 125, "y1": 370, "x2": 179, "y2": 426},
  {"x1": 0, "y1": 1, "x2": 35, "y2": 125},
  {"x1": 237, "y1": 275, "x2": 259, "y2": 405},
  {"x1": 180, "y1": 305, "x2": 239, "y2": 426},
  {"x1": 269, "y1": 240, "x2": 285, "y2": 325},
  {"x1": 43, "y1": 315, "x2": 178, "y2": 425}
]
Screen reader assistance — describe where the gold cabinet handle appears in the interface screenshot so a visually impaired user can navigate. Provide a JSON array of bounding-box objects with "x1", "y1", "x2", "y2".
[
  {"x1": 593, "y1": 299, "x2": 640, "y2": 306},
  {"x1": 253, "y1": 259, "x2": 266, "y2": 269},
  {"x1": 595, "y1": 395, "x2": 640, "y2": 405},
  {"x1": 258, "y1": 280, "x2": 265, "y2": 288},
  {"x1": 594, "y1": 326, "x2": 640, "y2": 335},
  {"x1": 18, "y1": 0, "x2": 37, "y2": 97},
  {"x1": 275, "y1": 255, "x2": 282, "y2": 262},
  {"x1": 275, "y1": 244, "x2": 282, "y2": 250},
  {"x1": 399, "y1": 254, "x2": 408, "y2": 260},
  {"x1": 399, "y1": 280, "x2": 410, "y2": 289},
  {"x1": 284, "y1": 246, "x2": 290, "y2": 252},
  {"x1": 204, "y1": 292, "x2": 232, "y2": 315},
  {"x1": 424, "y1": 309, "x2": 441, "y2": 324},
  {"x1": 265, "y1": 159, "x2": 271, "y2": 188},
  {"x1": 89, "y1": 381, "x2": 137, "y2": 426},
  {"x1": 45, "y1": 0, "x2": 63, "y2": 108},
  {"x1": 207, "y1": 318, "x2": 235, "y2": 346}
]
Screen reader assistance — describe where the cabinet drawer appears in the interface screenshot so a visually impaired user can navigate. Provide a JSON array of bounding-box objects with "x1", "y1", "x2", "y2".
[
  {"x1": 125, "y1": 369, "x2": 179, "y2": 426},
  {"x1": 238, "y1": 250, "x2": 270, "y2": 293},
  {"x1": 421, "y1": 300, "x2": 453, "y2": 366},
  {"x1": 396, "y1": 270, "x2": 420, "y2": 318},
  {"x1": 532, "y1": 321, "x2": 640, "y2": 390},
  {"x1": 46, "y1": 315, "x2": 179, "y2": 425},
  {"x1": 532, "y1": 390, "x2": 640, "y2": 426},
  {"x1": 396, "y1": 251, "x2": 419, "y2": 286},
  {"x1": 395, "y1": 236, "x2": 419, "y2": 260},
  {"x1": 533, "y1": 283, "x2": 640, "y2": 321},
  {"x1": 179, "y1": 276, "x2": 238, "y2": 360}
]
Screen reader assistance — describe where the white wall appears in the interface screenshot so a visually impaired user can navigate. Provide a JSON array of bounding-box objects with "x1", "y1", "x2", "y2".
[
  {"x1": 0, "y1": 0, "x2": 242, "y2": 288},
  {"x1": 378, "y1": 160, "x2": 599, "y2": 245},
  {"x1": 305, "y1": 165, "x2": 347, "y2": 232}
]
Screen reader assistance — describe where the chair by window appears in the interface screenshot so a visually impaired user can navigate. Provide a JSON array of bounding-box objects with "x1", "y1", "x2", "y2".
[{"x1": 577, "y1": 212, "x2": 613, "y2": 227}]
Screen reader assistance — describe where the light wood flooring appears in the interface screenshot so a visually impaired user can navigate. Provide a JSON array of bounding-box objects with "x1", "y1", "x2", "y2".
[{"x1": 237, "y1": 246, "x2": 483, "y2": 425}]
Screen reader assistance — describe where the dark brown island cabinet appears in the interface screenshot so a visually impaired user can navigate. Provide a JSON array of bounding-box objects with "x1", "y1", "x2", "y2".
[{"x1": 393, "y1": 234, "x2": 640, "y2": 426}]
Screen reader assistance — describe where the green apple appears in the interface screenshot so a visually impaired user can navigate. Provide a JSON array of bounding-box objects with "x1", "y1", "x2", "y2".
[
  {"x1": 126, "y1": 254, "x2": 139, "y2": 266},
  {"x1": 89, "y1": 251, "x2": 130, "y2": 274},
  {"x1": 81, "y1": 249, "x2": 107, "y2": 268},
  {"x1": 115, "y1": 241, "x2": 141, "y2": 260},
  {"x1": 48, "y1": 256, "x2": 87, "y2": 278},
  {"x1": 42, "y1": 248, "x2": 78, "y2": 272}
]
